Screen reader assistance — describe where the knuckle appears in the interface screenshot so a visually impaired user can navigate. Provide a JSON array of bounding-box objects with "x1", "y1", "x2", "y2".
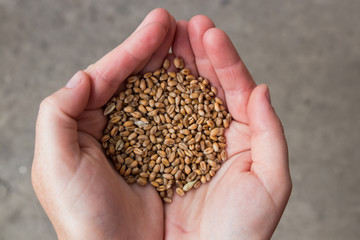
[
  {"x1": 86, "y1": 64, "x2": 117, "y2": 88},
  {"x1": 39, "y1": 95, "x2": 56, "y2": 112},
  {"x1": 37, "y1": 95, "x2": 58, "y2": 126}
]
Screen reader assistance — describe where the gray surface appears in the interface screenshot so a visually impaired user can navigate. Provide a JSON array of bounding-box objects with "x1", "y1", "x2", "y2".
[{"x1": 1, "y1": 0, "x2": 359, "y2": 239}]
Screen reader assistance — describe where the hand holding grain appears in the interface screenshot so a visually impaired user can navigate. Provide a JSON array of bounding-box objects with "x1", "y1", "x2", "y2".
[
  {"x1": 163, "y1": 16, "x2": 292, "y2": 240},
  {"x1": 32, "y1": 9, "x2": 291, "y2": 240},
  {"x1": 32, "y1": 9, "x2": 175, "y2": 240}
]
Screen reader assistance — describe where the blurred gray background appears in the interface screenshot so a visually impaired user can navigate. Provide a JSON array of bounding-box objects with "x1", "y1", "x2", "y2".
[{"x1": 1, "y1": 0, "x2": 359, "y2": 239}]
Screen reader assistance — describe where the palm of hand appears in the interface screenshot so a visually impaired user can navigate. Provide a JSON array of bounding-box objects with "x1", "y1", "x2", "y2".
[
  {"x1": 72, "y1": 109, "x2": 164, "y2": 239},
  {"x1": 77, "y1": 94, "x2": 278, "y2": 240},
  {"x1": 79, "y1": 92, "x2": 266, "y2": 240},
  {"x1": 165, "y1": 121, "x2": 276, "y2": 239},
  {"x1": 78, "y1": 111, "x2": 275, "y2": 240},
  {"x1": 33, "y1": 106, "x2": 164, "y2": 239}
]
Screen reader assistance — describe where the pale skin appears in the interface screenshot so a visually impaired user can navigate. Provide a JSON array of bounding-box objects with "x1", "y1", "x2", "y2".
[{"x1": 32, "y1": 8, "x2": 291, "y2": 240}]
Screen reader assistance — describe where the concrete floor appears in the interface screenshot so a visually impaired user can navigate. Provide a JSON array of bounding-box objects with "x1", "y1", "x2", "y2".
[{"x1": 1, "y1": 0, "x2": 359, "y2": 239}]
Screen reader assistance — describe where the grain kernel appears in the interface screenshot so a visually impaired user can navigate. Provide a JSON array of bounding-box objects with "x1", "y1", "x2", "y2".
[
  {"x1": 164, "y1": 138, "x2": 175, "y2": 146},
  {"x1": 163, "y1": 59, "x2": 170, "y2": 69},
  {"x1": 176, "y1": 188, "x2": 185, "y2": 196},
  {"x1": 183, "y1": 180, "x2": 197, "y2": 192},
  {"x1": 174, "y1": 57, "x2": 181, "y2": 68},
  {"x1": 124, "y1": 106, "x2": 134, "y2": 113},
  {"x1": 137, "y1": 177, "x2": 148, "y2": 186}
]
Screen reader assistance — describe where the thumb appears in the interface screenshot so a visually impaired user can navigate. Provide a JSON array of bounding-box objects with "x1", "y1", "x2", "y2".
[
  {"x1": 34, "y1": 71, "x2": 91, "y2": 169},
  {"x1": 247, "y1": 84, "x2": 291, "y2": 207}
]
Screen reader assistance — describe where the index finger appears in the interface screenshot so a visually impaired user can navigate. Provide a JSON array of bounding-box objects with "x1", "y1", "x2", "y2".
[{"x1": 84, "y1": 8, "x2": 172, "y2": 108}]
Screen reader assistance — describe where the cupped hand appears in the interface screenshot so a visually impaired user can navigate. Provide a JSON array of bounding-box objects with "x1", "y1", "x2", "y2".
[
  {"x1": 32, "y1": 9, "x2": 176, "y2": 240},
  {"x1": 164, "y1": 16, "x2": 292, "y2": 240},
  {"x1": 32, "y1": 10, "x2": 292, "y2": 240}
]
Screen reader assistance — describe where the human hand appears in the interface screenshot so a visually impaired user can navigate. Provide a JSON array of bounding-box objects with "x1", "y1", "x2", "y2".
[
  {"x1": 32, "y1": 9, "x2": 176, "y2": 239},
  {"x1": 33, "y1": 9, "x2": 291, "y2": 240},
  {"x1": 163, "y1": 16, "x2": 292, "y2": 239}
]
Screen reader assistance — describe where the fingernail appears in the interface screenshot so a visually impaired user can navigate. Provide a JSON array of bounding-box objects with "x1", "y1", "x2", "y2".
[
  {"x1": 66, "y1": 71, "x2": 82, "y2": 88},
  {"x1": 265, "y1": 86, "x2": 271, "y2": 104}
]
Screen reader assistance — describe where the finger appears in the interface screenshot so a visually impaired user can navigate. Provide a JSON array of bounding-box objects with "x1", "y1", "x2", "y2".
[
  {"x1": 77, "y1": 108, "x2": 106, "y2": 141},
  {"x1": 35, "y1": 71, "x2": 91, "y2": 170},
  {"x1": 84, "y1": 9, "x2": 172, "y2": 109},
  {"x1": 134, "y1": 8, "x2": 170, "y2": 32},
  {"x1": 203, "y1": 28, "x2": 256, "y2": 123},
  {"x1": 248, "y1": 84, "x2": 292, "y2": 207},
  {"x1": 172, "y1": 20, "x2": 198, "y2": 75},
  {"x1": 140, "y1": 14, "x2": 176, "y2": 73},
  {"x1": 188, "y1": 15, "x2": 226, "y2": 102}
]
